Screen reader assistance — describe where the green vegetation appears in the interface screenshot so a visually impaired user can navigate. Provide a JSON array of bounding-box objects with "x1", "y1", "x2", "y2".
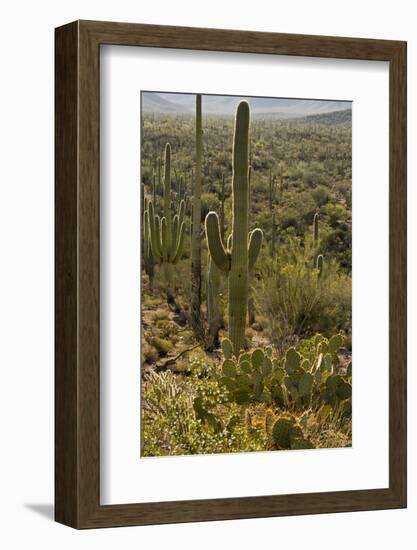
[{"x1": 141, "y1": 96, "x2": 352, "y2": 456}]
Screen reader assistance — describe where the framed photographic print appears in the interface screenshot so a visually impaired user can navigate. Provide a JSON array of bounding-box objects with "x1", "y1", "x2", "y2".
[{"x1": 55, "y1": 20, "x2": 407, "y2": 528}]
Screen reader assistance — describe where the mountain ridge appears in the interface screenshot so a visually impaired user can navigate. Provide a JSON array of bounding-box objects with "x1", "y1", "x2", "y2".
[{"x1": 142, "y1": 92, "x2": 352, "y2": 119}]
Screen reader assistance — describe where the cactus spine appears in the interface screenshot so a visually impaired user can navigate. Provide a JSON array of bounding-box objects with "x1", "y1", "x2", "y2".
[
  {"x1": 190, "y1": 94, "x2": 204, "y2": 340},
  {"x1": 147, "y1": 143, "x2": 186, "y2": 303},
  {"x1": 205, "y1": 101, "x2": 263, "y2": 355}
]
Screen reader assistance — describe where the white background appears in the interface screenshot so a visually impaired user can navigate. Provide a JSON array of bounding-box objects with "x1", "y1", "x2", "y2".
[
  {"x1": 0, "y1": 0, "x2": 415, "y2": 548},
  {"x1": 101, "y1": 47, "x2": 389, "y2": 504}
]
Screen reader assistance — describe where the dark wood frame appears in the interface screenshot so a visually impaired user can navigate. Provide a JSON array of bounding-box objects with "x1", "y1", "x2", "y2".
[{"x1": 55, "y1": 20, "x2": 407, "y2": 529}]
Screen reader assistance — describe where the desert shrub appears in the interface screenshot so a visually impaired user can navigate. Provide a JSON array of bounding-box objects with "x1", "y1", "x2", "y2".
[
  {"x1": 151, "y1": 337, "x2": 173, "y2": 356},
  {"x1": 142, "y1": 370, "x2": 195, "y2": 456},
  {"x1": 280, "y1": 191, "x2": 317, "y2": 232},
  {"x1": 307, "y1": 268, "x2": 351, "y2": 335},
  {"x1": 245, "y1": 326, "x2": 256, "y2": 341},
  {"x1": 322, "y1": 202, "x2": 349, "y2": 226},
  {"x1": 200, "y1": 192, "x2": 220, "y2": 221},
  {"x1": 141, "y1": 368, "x2": 267, "y2": 456},
  {"x1": 321, "y1": 225, "x2": 352, "y2": 271},
  {"x1": 142, "y1": 342, "x2": 159, "y2": 363},
  {"x1": 255, "y1": 236, "x2": 351, "y2": 351},
  {"x1": 149, "y1": 258, "x2": 193, "y2": 308},
  {"x1": 156, "y1": 319, "x2": 179, "y2": 339},
  {"x1": 312, "y1": 185, "x2": 329, "y2": 206},
  {"x1": 304, "y1": 164, "x2": 325, "y2": 187},
  {"x1": 142, "y1": 293, "x2": 164, "y2": 307},
  {"x1": 150, "y1": 308, "x2": 169, "y2": 322},
  {"x1": 335, "y1": 180, "x2": 352, "y2": 206}
]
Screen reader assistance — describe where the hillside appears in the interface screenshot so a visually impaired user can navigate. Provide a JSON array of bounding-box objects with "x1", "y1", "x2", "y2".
[
  {"x1": 142, "y1": 91, "x2": 352, "y2": 119},
  {"x1": 289, "y1": 109, "x2": 352, "y2": 127}
]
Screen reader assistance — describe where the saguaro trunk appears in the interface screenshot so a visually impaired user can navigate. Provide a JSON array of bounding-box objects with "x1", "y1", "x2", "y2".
[
  {"x1": 228, "y1": 103, "x2": 250, "y2": 353},
  {"x1": 207, "y1": 255, "x2": 221, "y2": 350},
  {"x1": 190, "y1": 94, "x2": 204, "y2": 341}
]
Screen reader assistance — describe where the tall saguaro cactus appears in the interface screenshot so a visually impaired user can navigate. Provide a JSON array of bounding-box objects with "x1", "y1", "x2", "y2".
[
  {"x1": 147, "y1": 143, "x2": 186, "y2": 304},
  {"x1": 205, "y1": 101, "x2": 263, "y2": 355},
  {"x1": 190, "y1": 94, "x2": 204, "y2": 340}
]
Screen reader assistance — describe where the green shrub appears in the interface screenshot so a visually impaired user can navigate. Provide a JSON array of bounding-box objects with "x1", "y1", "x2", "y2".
[
  {"x1": 141, "y1": 369, "x2": 267, "y2": 456},
  {"x1": 150, "y1": 308, "x2": 169, "y2": 322},
  {"x1": 200, "y1": 192, "x2": 220, "y2": 222},
  {"x1": 312, "y1": 186, "x2": 329, "y2": 206},
  {"x1": 151, "y1": 337, "x2": 173, "y2": 356},
  {"x1": 156, "y1": 319, "x2": 179, "y2": 339},
  {"x1": 255, "y1": 236, "x2": 351, "y2": 350},
  {"x1": 142, "y1": 342, "x2": 159, "y2": 363}
]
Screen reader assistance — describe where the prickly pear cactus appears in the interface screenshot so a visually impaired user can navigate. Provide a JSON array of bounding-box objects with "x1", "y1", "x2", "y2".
[
  {"x1": 271, "y1": 417, "x2": 313, "y2": 450},
  {"x1": 218, "y1": 333, "x2": 350, "y2": 417},
  {"x1": 219, "y1": 341, "x2": 289, "y2": 407}
]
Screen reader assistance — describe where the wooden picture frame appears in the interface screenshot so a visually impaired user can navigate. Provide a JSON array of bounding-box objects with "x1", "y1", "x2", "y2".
[{"x1": 55, "y1": 20, "x2": 407, "y2": 528}]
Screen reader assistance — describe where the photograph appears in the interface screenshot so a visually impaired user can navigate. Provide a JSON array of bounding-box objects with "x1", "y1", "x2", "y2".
[{"x1": 140, "y1": 91, "x2": 353, "y2": 457}]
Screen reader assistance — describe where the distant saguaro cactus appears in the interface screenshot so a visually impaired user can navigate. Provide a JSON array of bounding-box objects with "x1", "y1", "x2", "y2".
[
  {"x1": 152, "y1": 172, "x2": 157, "y2": 205},
  {"x1": 312, "y1": 212, "x2": 323, "y2": 277},
  {"x1": 205, "y1": 101, "x2": 263, "y2": 355},
  {"x1": 147, "y1": 143, "x2": 186, "y2": 304},
  {"x1": 316, "y1": 253, "x2": 324, "y2": 279},
  {"x1": 313, "y1": 212, "x2": 319, "y2": 243},
  {"x1": 268, "y1": 169, "x2": 276, "y2": 213},
  {"x1": 156, "y1": 155, "x2": 162, "y2": 195},
  {"x1": 270, "y1": 212, "x2": 277, "y2": 257}
]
